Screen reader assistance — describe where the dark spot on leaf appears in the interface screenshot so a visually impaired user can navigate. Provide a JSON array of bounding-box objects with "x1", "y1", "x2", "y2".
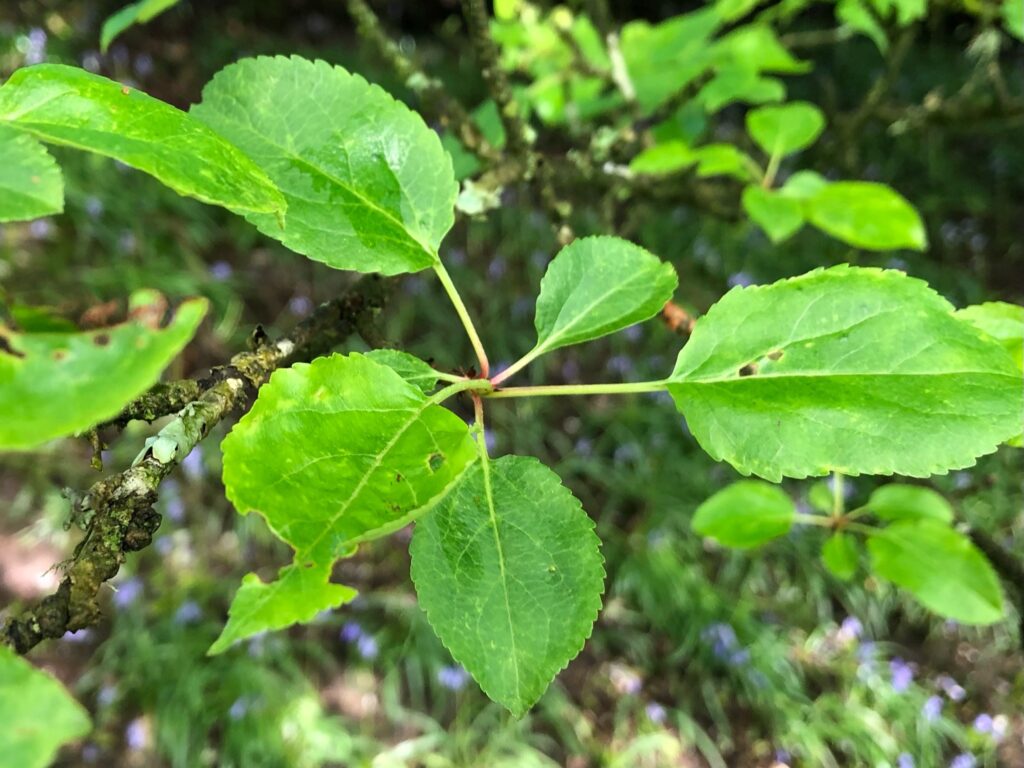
[
  {"x1": 302, "y1": 561, "x2": 315, "y2": 569},
  {"x1": 121, "y1": 86, "x2": 131, "y2": 95},
  {"x1": 427, "y1": 452, "x2": 445, "y2": 472},
  {"x1": 739, "y1": 363, "x2": 757, "y2": 377},
  {"x1": 767, "y1": 350, "x2": 783, "y2": 361},
  {"x1": 53, "y1": 349, "x2": 67, "y2": 361},
  {"x1": 395, "y1": 472, "x2": 404, "y2": 483},
  {"x1": 0, "y1": 335, "x2": 24, "y2": 358},
  {"x1": 94, "y1": 333, "x2": 111, "y2": 347}
]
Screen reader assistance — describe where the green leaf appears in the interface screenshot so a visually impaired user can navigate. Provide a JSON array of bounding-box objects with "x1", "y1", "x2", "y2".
[
  {"x1": 710, "y1": 25, "x2": 810, "y2": 74},
  {"x1": 0, "y1": 65, "x2": 284, "y2": 217},
  {"x1": 209, "y1": 562, "x2": 357, "y2": 655},
  {"x1": 692, "y1": 480, "x2": 795, "y2": 548},
  {"x1": 100, "y1": 0, "x2": 183, "y2": 52},
  {"x1": 620, "y1": 9, "x2": 721, "y2": 112},
  {"x1": 0, "y1": 125, "x2": 63, "y2": 222},
  {"x1": 529, "y1": 236, "x2": 678, "y2": 358},
  {"x1": 363, "y1": 349, "x2": 446, "y2": 394},
  {"x1": 0, "y1": 646, "x2": 91, "y2": 768},
  {"x1": 807, "y1": 481, "x2": 833, "y2": 513},
  {"x1": 746, "y1": 101, "x2": 825, "y2": 157},
  {"x1": 837, "y1": 0, "x2": 888, "y2": 51},
  {"x1": 0, "y1": 294, "x2": 207, "y2": 451},
  {"x1": 779, "y1": 169, "x2": 828, "y2": 200},
  {"x1": 667, "y1": 265, "x2": 1024, "y2": 481},
  {"x1": 822, "y1": 532, "x2": 859, "y2": 580},
  {"x1": 1005, "y1": 0, "x2": 1024, "y2": 41},
  {"x1": 867, "y1": 520, "x2": 1004, "y2": 624},
  {"x1": 956, "y1": 302, "x2": 1024, "y2": 371},
  {"x1": 221, "y1": 353, "x2": 477, "y2": 564},
  {"x1": 411, "y1": 455, "x2": 605, "y2": 716},
  {"x1": 192, "y1": 56, "x2": 457, "y2": 275},
  {"x1": 629, "y1": 141, "x2": 696, "y2": 176},
  {"x1": 805, "y1": 181, "x2": 926, "y2": 251},
  {"x1": 692, "y1": 143, "x2": 757, "y2": 181},
  {"x1": 741, "y1": 185, "x2": 804, "y2": 243},
  {"x1": 867, "y1": 484, "x2": 953, "y2": 523},
  {"x1": 698, "y1": 68, "x2": 785, "y2": 113}
]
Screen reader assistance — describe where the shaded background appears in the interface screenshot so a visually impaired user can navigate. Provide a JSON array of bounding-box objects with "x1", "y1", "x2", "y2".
[{"x1": 1, "y1": 1, "x2": 1023, "y2": 766}]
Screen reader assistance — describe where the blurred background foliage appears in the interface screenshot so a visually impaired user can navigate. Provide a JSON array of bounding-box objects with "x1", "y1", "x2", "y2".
[{"x1": 0, "y1": 0, "x2": 1022, "y2": 766}]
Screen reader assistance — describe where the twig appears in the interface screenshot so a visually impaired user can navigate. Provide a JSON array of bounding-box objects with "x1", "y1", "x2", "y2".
[
  {"x1": 459, "y1": 0, "x2": 532, "y2": 164},
  {"x1": 346, "y1": 0, "x2": 498, "y2": 161},
  {"x1": 0, "y1": 276, "x2": 390, "y2": 654}
]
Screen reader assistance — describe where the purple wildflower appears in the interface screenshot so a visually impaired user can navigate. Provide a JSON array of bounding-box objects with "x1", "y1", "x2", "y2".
[
  {"x1": 487, "y1": 256, "x2": 507, "y2": 279},
  {"x1": 82, "y1": 52, "x2": 102, "y2": 72},
  {"x1": 113, "y1": 577, "x2": 143, "y2": 609},
  {"x1": 124, "y1": 718, "x2": 147, "y2": 751},
  {"x1": 937, "y1": 675, "x2": 966, "y2": 701},
  {"x1": 84, "y1": 196, "x2": 104, "y2": 219},
  {"x1": 889, "y1": 657, "x2": 913, "y2": 693},
  {"x1": 727, "y1": 272, "x2": 754, "y2": 288},
  {"x1": 645, "y1": 702, "x2": 667, "y2": 724},
  {"x1": 98, "y1": 685, "x2": 118, "y2": 708},
  {"x1": 949, "y1": 754, "x2": 976, "y2": 768},
  {"x1": 23, "y1": 28, "x2": 47, "y2": 64},
  {"x1": 839, "y1": 616, "x2": 863, "y2": 642},
  {"x1": 623, "y1": 325, "x2": 643, "y2": 342},
  {"x1": 229, "y1": 696, "x2": 250, "y2": 720},
  {"x1": 288, "y1": 295, "x2": 313, "y2": 317},
  {"x1": 560, "y1": 358, "x2": 580, "y2": 382},
  {"x1": 973, "y1": 713, "x2": 993, "y2": 734},
  {"x1": 606, "y1": 355, "x2": 634, "y2": 376},
  {"x1": 437, "y1": 665, "x2": 469, "y2": 691},
  {"x1": 775, "y1": 749, "x2": 792, "y2": 764},
  {"x1": 133, "y1": 53, "x2": 154, "y2": 77},
  {"x1": 29, "y1": 219, "x2": 54, "y2": 239},
  {"x1": 209, "y1": 260, "x2": 233, "y2": 281},
  {"x1": 62, "y1": 628, "x2": 94, "y2": 643},
  {"x1": 174, "y1": 600, "x2": 202, "y2": 624},
  {"x1": 117, "y1": 231, "x2": 137, "y2": 253},
  {"x1": 923, "y1": 695, "x2": 942, "y2": 721},
  {"x1": 356, "y1": 634, "x2": 379, "y2": 660},
  {"x1": 898, "y1": 754, "x2": 914, "y2": 768},
  {"x1": 340, "y1": 622, "x2": 364, "y2": 643},
  {"x1": 181, "y1": 446, "x2": 204, "y2": 480}
]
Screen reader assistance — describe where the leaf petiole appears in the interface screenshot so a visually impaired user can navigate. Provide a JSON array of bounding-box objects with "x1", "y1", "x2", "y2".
[
  {"x1": 433, "y1": 260, "x2": 491, "y2": 377},
  {"x1": 484, "y1": 380, "x2": 668, "y2": 399}
]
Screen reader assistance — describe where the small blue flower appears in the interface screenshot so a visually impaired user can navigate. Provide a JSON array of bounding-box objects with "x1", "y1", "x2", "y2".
[
  {"x1": 289, "y1": 295, "x2": 313, "y2": 317},
  {"x1": 437, "y1": 664, "x2": 469, "y2": 691},
  {"x1": 97, "y1": 684, "x2": 118, "y2": 708},
  {"x1": 922, "y1": 695, "x2": 942, "y2": 721},
  {"x1": 973, "y1": 713, "x2": 993, "y2": 734},
  {"x1": 340, "y1": 621, "x2": 364, "y2": 643},
  {"x1": 356, "y1": 634, "x2": 379, "y2": 660},
  {"x1": 897, "y1": 753, "x2": 914, "y2": 768},
  {"x1": 82, "y1": 51, "x2": 102, "y2": 72},
  {"x1": 84, "y1": 196, "x2": 104, "y2": 219},
  {"x1": 487, "y1": 256, "x2": 507, "y2": 279},
  {"x1": 62, "y1": 628, "x2": 94, "y2": 643},
  {"x1": 839, "y1": 616, "x2": 863, "y2": 641},
  {"x1": 229, "y1": 696, "x2": 250, "y2": 720},
  {"x1": 124, "y1": 718, "x2": 147, "y2": 751},
  {"x1": 174, "y1": 600, "x2": 202, "y2": 624},
  {"x1": 645, "y1": 702, "x2": 666, "y2": 724},
  {"x1": 727, "y1": 272, "x2": 754, "y2": 288},
  {"x1": 133, "y1": 53, "x2": 154, "y2": 78},
  {"x1": 181, "y1": 446, "x2": 204, "y2": 480},
  {"x1": 889, "y1": 657, "x2": 913, "y2": 693},
  {"x1": 949, "y1": 753, "x2": 976, "y2": 768},
  {"x1": 113, "y1": 577, "x2": 143, "y2": 609},
  {"x1": 81, "y1": 744, "x2": 101, "y2": 763},
  {"x1": 29, "y1": 219, "x2": 54, "y2": 240},
  {"x1": 209, "y1": 260, "x2": 233, "y2": 281}
]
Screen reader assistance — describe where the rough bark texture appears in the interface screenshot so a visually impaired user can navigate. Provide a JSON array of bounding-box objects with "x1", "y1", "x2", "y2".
[{"x1": 1, "y1": 276, "x2": 390, "y2": 653}]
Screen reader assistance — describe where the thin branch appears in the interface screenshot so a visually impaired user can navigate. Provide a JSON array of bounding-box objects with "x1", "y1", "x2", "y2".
[
  {"x1": 459, "y1": 0, "x2": 532, "y2": 164},
  {"x1": 968, "y1": 527, "x2": 1024, "y2": 639},
  {"x1": 346, "y1": 0, "x2": 498, "y2": 161},
  {"x1": 0, "y1": 276, "x2": 390, "y2": 654}
]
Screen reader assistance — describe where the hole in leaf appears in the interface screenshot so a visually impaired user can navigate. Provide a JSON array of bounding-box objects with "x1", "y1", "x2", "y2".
[
  {"x1": 427, "y1": 452, "x2": 445, "y2": 473},
  {"x1": 767, "y1": 350, "x2": 783, "y2": 361},
  {"x1": 739, "y1": 363, "x2": 757, "y2": 377}
]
